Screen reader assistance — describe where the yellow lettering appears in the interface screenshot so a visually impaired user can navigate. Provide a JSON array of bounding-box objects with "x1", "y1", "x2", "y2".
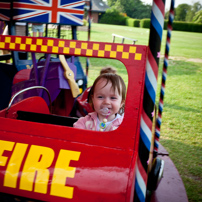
[
  {"x1": 0, "y1": 140, "x2": 14, "y2": 166},
  {"x1": 20, "y1": 145, "x2": 54, "y2": 194},
  {"x1": 50, "y1": 150, "x2": 81, "y2": 199},
  {"x1": 4, "y1": 143, "x2": 28, "y2": 188}
]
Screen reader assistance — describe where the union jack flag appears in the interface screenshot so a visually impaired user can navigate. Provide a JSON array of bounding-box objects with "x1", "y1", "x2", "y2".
[
  {"x1": 0, "y1": 2, "x2": 11, "y2": 21},
  {"x1": 0, "y1": 0, "x2": 85, "y2": 25}
]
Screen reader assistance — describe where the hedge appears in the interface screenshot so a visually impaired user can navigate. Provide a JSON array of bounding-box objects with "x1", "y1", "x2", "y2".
[
  {"x1": 172, "y1": 21, "x2": 202, "y2": 32},
  {"x1": 139, "y1": 19, "x2": 202, "y2": 33},
  {"x1": 126, "y1": 18, "x2": 140, "y2": 27},
  {"x1": 99, "y1": 13, "x2": 202, "y2": 33},
  {"x1": 99, "y1": 9, "x2": 126, "y2": 25},
  {"x1": 139, "y1": 19, "x2": 150, "y2": 28},
  {"x1": 134, "y1": 19, "x2": 140, "y2": 27}
]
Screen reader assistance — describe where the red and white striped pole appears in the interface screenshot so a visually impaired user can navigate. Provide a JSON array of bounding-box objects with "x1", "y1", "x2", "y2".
[
  {"x1": 134, "y1": 0, "x2": 165, "y2": 201},
  {"x1": 155, "y1": 0, "x2": 175, "y2": 152}
]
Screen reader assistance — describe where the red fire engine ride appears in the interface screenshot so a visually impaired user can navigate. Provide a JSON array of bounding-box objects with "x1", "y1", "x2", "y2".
[{"x1": 0, "y1": 0, "x2": 188, "y2": 201}]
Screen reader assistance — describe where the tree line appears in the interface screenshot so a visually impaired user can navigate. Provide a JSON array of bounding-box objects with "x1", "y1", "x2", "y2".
[
  {"x1": 105, "y1": 0, "x2": 202, "y2": 23},
  {"x1": 170, "y1": 2, "x2": 202, "y2": 23}
]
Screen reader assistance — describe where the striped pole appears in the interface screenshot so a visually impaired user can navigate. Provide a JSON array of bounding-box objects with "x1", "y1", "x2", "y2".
[
  {"x1": 134, "y1": 0, "x2": 165, "y2": 201},
  {"x1": 155, "y1": 0, "x2": 175, "y2": 152},
  {"x1": 86, "y1": 0, "x2": 92, "y2": 77}
]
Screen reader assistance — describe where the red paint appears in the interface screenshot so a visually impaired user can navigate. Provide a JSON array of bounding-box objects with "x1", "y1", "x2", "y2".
[
  {"x1": 13, "y1": 69, "x2": 31, "y2": 84},
  {"x1": 0, "y1": 96, "x2": 50, "y2": 119},
  {"x1": 0, "y1": 39, "x2": 148, "y2": 201},
  {"x1": 0, "y1": 36, "x2": 188, "y2": 202}
]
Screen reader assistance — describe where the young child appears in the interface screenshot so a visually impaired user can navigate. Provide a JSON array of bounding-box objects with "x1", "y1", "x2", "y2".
[
  {"x1": 73, "y1": 73, "x2": 126, "y2": 131},
  {"x1": 70, "y1": 66, "x2": 117, "y2": 118}
]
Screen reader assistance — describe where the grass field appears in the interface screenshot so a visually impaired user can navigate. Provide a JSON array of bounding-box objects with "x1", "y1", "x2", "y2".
[{"x1": 76, "y1": 23, "x2": 202, "y2": 202}]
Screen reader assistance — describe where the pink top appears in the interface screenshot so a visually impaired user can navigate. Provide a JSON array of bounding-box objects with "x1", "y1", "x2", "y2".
[{"x1": 73, "y1": 112, "x2": 123, "y2": 131}]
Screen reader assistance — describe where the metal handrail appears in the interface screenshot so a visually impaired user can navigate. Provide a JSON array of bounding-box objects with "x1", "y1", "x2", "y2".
[
  {"x1": 112, "y1": 33, "x2": 138, "y2": 44},
  {"x1": 6, "y1": 86, "x2": 52, "y2": 113}
]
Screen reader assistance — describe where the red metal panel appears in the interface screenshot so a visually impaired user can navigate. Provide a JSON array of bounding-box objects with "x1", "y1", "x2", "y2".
[
  {"x1": 0, "y1": 130, "x2": 133, "y2": 201},
  {"x1": 0, "y1": 37, "x2": 148, "y2": 201},
  {"x1": 0, "y1": 97, "x2": 50, "y2": 118}
]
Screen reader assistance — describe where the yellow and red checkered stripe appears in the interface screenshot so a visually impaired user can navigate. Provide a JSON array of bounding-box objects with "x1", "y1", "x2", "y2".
[{"x1": 0, "y1": 35, "x2": 143, "y2": 61}]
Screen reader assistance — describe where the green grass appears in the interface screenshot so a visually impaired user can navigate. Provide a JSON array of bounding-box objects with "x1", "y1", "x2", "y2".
[
  {"x1": 76, "y1": 23, "x2": 202, "y2": 59},
  {"x1": 76, "y1": 23, "x2": 202, "y2": 202},
  {"x1": 158, "y1": 60, "x2": 202, "y2": 202}
]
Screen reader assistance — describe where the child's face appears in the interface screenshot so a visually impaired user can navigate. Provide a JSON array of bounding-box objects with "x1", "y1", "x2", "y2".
[{"x1": 92, "y1": 78, "x2": 123, "y2": 121}]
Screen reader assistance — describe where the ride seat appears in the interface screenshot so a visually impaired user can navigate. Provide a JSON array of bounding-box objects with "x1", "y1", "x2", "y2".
[
  {"x1": 13, "y1": 69, "x2": 31, "y2": 84},
  {"x1": 0, "y1": 96, "x2": 50, "y2": 119}
]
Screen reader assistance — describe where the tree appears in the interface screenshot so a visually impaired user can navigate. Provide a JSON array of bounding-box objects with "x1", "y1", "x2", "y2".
[
  {"x1": 186, "y1": 2, "x2": 202, "y2": 22},
  {"x1": 107, "y1": 0, "x2": 117, "y2": 7},
  {"x1": 193, "y1": 9, "x2": 202, "y2": 23},
  {"x1": 192, "y1": 1, "x2": 202, "y2": 11},
  {"x1": 122, "y1": 0, "x2": 151, "y2": 19},
  {"x1": 175, "y1": 4, "x2": 191, "y2": 21},
  {"x1": 107, "y1": 0, "x2": 151, "y2": 19},
  {"x1": 109, "y1": 0, "x2": 124, "y2": 13},
  {"x1": 99, "y1": 8, "x2": 126, "y2": 25}
]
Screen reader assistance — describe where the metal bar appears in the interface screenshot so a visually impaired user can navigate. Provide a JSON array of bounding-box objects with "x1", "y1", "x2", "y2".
[
  {"x1": 31, "y1": 52, "x2": 39, "y2": 86},
  {"x1": 6, "y1": 86, "x2": 52, "y2": 113},
  {"x1": 86, "y1": 0, "x2": 92, "y2": 77},
  {"x1": 155, "y1": 0, "x2": 175, "y2": 152},
  {"x1": 39, "y1": 54, "x2": 51, "y2": 97}
]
